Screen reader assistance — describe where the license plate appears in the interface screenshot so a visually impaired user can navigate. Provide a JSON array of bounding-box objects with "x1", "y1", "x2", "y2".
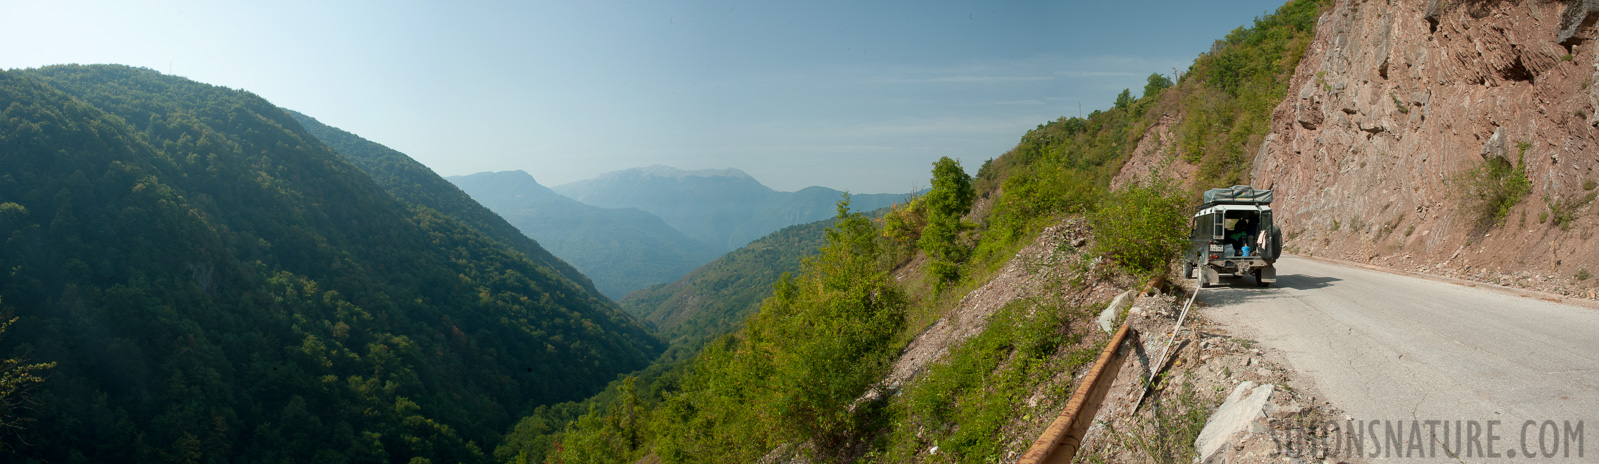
[{"x1": 1209, "y1": 244, "x2": 1223, "y2": 252}]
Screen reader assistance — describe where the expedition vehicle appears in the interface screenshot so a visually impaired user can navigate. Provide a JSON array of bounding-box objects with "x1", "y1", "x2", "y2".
[{"x1": 1184, "y1": 185, "x2": 1282, "y2": 288}]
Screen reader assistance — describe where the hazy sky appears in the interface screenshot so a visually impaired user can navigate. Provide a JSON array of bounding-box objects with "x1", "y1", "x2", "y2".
[{"x1": 3, "y1": 0, "x2": 1288, "y2": 193}]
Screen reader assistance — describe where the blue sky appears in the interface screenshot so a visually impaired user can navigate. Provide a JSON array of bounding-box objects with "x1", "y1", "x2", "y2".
[{"x1": 2, "y1": 0, "x2": 1290, "y2": 193}]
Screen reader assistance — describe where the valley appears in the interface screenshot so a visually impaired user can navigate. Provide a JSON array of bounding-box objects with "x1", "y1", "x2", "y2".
[{"x1": 2, "y1": 0, "x2": 1597, "y2": 463}]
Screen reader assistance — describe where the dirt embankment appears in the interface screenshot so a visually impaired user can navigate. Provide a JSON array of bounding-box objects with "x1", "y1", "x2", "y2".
[
  {"x1": 1254, "y1": 0, "x2": 1599, "y2": 298},
  {"x1": 1111, "y1": 113, "x2": 1198, "y2": 191}
]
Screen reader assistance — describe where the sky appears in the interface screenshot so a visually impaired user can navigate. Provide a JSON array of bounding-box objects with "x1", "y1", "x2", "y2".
[{"x1": 2, "y1": 0, "x2": 1290, "y2": 193}]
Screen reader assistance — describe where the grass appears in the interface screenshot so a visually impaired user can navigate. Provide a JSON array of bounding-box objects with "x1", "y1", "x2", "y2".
[
  {"x1": 1544, "y1": 192, "x2": 1596, "y2": 231},
  {"x1": 887, "y1": 299, "x2": 1097, "y2": 463},
  {"x1": 1377, "y1": 213, "x2": 1406, "y2": 239}
]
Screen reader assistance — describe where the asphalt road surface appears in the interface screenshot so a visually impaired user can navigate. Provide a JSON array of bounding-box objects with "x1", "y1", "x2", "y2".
[{"x1": 1200, "y1": 255, "x2": 1599, "y2": 463}]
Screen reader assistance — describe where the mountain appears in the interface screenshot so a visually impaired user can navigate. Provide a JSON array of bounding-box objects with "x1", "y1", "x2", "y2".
[
  {"x1": 0, "y1": 65, "x2": 660, "y2": 462},
  {"x1": 285, "y1": 110, "x2": 604, "y2": 297},
  {"x1": 448, "y1": 171, "x2": 724, "y2": 299},
  {"x1": 621, "y1": 218, "x2": 831, "y2": 356},
  {"x1": 553, "y1": 165, "x2": 911, "y2": 250}
]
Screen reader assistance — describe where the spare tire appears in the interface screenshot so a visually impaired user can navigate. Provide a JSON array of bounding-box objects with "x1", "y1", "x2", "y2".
[{"x1": 1266, "y1": 225, "x2": 1283, "y2": 260}]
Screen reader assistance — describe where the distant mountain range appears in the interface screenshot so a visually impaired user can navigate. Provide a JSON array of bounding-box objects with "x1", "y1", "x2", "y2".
[
  {"x1": 448, "y1": 171, "x2": 723, "y2": 299},
  {"x1": 552, "y1": 165, "x2": 913, "y2": 251}
]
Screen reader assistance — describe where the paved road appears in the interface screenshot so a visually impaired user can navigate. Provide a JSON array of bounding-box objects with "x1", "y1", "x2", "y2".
[{"x1": 1200, "y1": 255, "x2": 1599, "y2": 463}]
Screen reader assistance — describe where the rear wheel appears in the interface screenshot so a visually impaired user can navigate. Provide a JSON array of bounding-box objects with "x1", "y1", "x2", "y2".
[
  {"x1": 1255, "y1": 271, "x2": 1270, "y2": 287},
  {"x1": 1183, "y1": 260, "x2": 1194, "y2": 279}
]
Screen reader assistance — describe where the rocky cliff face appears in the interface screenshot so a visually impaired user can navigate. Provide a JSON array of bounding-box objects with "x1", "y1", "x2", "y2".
[{"x1": 1252, "y1": 0, "x2": 1599, "y2": 296}]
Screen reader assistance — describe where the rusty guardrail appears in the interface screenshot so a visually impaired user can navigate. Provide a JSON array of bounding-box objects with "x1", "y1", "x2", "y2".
[
  {"x1": 1018, "y1": 277, "x2": 1165, "y2": 464},
  {"x1": 1016, "y1": 320, "x2": 1136, "y2": 464}
]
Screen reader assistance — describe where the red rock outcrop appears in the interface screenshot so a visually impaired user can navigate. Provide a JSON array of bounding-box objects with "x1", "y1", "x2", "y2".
[{"x1": 1251, "y1": 0, "x2": 1599, "y2": 296}]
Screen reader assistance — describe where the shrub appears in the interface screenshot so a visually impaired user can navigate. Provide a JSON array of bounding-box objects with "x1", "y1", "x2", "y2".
[
  {"x1": 1544, "y1": 193, "x2": 1594, "y2": 231},
  {"x1": 1089, "y1": 180, "x2": 1190, "y2": 277},
  {"x1": 880, "y1": 196, "x2": 926, "y2": 257},
  {"x1": 1455, "y1": 152, "x2": 1530, "y2": 230}
]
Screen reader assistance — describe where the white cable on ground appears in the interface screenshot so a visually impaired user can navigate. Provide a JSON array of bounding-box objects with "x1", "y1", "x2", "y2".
[{"x1": 1132, "y1": 285, "x2": 1200, "y2": 413}]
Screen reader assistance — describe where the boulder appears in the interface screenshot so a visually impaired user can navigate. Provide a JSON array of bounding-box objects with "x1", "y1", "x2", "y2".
[
  {"x1": 1194, "y1": 381, "x2": 1276, "y2": 463},
  {"x1": 1558, "y1": 0, "x2": 1599, "y2": 46},
  {"x1": 1480, "y1": 126, "x2": 1508, "y2": 163}
]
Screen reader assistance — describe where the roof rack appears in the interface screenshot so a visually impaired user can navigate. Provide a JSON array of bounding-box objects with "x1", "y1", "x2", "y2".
[{"x1": 1201, "y1": 185, "x2": 1272, "y2": 206}]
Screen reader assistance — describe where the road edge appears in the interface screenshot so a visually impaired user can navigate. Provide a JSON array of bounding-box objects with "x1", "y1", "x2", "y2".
[{"x1": 1289, "y1": 253, "x2": 1599, "y2": 312}]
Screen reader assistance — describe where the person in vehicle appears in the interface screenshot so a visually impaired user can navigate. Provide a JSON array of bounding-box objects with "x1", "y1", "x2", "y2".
[{"x1": 1228, "y1": 216, "x2": 1257, "y2": 255}]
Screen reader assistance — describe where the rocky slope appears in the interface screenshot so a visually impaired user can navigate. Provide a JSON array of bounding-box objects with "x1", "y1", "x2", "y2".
[
  {"x1": 1109, "y1": 0, "x2": 1599, "y2": 297},
  {"x1": 1254, "y1": 0, "x2": 1599, "y2": 296}
]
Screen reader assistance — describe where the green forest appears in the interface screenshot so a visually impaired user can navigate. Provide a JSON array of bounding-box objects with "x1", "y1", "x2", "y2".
[
  {"x1": 284, "y1": 111, "x2": 605, "y2": 299},
  {"x1": 0, "y1": 65, "x2": 660, "y2": 462}
]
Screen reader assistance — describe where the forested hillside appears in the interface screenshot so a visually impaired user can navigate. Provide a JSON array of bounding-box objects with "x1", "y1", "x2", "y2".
[
  {"x1": 0, "y1": 65, "x2": 660, "y2": 462},
  {"x1": 502, "y1": 0, "x2": 1329, "y2": 461},
  {"x1": 621, "y1": 218, "x2": 831, "y2": 357},
  {"x1": 286, "y1": 111, "x2": 603, "y2": 297},
  {"x1": 449, "y1": 171, "x2": 724, "y2": 299},
  {"x1": 554, "y1": 166, "x2": 908, "y2": 250}
]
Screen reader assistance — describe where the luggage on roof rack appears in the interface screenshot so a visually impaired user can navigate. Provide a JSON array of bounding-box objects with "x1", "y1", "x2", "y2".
[{"x1": 1202, "y1": 185, "x2": 1273, "y2": 205}]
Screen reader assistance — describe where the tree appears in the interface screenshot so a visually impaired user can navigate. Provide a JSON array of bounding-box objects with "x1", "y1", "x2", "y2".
[
  {"x1": 1144, "y1": 73, "x2": 1174, "y2": 99},
  {"x1": 919, "y1": 157, "x2": 975, "y2": 284},
  {"x1": 0, "y1": 302, "x2": 55, "y2": 448},
  {"x1": 1114, "y1": 89, "x2": 1134, "y2": 109}
]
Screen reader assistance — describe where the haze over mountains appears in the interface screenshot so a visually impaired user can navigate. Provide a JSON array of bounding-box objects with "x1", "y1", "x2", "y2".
[
  {"x1": 446, "y1": 166, "x2": 913, "y2": 299},
  {"x1": 552, "y1": 165, "x2": 912, "y2": 251},
  {"x1": 448, "y1": 171, "x2": 723, "y2": 299}
]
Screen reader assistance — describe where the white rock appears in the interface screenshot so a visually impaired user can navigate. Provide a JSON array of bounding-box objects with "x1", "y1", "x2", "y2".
[
  {"x1": 1195, "y1": 381, "x2": 1276, "y2": 463},
  {"x1": 1098, "y1": 290, "x2": 1133, "y2": 334}
]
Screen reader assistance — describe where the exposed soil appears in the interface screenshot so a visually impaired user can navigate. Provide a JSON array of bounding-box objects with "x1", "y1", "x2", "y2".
[{"x1": 1110, "y1": 112, "x2": 1199, "y2": 191}]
